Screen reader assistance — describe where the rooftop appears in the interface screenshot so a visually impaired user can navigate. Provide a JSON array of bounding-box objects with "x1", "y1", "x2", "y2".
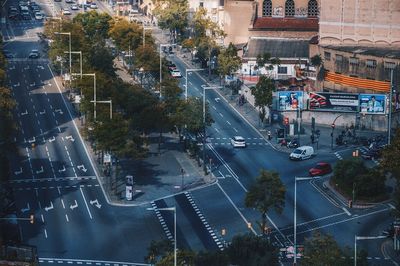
[
  {"x1": 322, "y1": 45, "x2": 400, "y2": 59},
  {"x1": 243, "y1": 38, "x2": 309, "y2": 59},
  {"x1": 251, "y1": 17, "x2": 319, "y2": 32}
]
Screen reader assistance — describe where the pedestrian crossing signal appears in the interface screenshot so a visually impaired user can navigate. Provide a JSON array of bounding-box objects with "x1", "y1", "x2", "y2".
[{"x1": 30, "y1": 214, "x2": 34, "y2": 224}]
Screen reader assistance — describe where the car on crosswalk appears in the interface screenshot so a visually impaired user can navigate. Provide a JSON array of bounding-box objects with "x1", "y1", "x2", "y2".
[
  {"x1": 28, "y1": 50, "x2": 40, "y2": 59},
  {"x1": 231, "y1": 136, "x2": 246, "y2": 148},
  {"x1": 34, "y1": 12, "x2": 43, "y2": 20}
]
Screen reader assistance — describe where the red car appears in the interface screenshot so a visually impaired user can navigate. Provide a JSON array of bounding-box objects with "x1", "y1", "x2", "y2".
[{"x1": 309, "y1": 162, "x2": 332, "y2": 176}]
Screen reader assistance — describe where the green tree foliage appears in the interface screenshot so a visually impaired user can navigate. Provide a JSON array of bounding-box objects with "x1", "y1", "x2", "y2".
[
  {"x1": 108, "y1": 19, "x2": 142, "y2": 51},
  {"x1": 0, "y1": 87, "x2": 16, "y2": 145},
  {"x1": 250, "y1": 76, "x2": 274, "y2": 123},
  {"x1": 381, "y1": 127, "x2": 400, "y2": 179},
  {"x1": 144, "y1": 240, "x2": 173, "y2": 264},
  {"x1": 245, "y1": 169, "x2": 285, "y2": 235},
  {"x1": 153, "y1": 0, "x2": 189, "y2": 40},
  {"x1": 179, "y1": 97, "x2": 214, "y2": 136},
  {"x1": 256, "y1": 53, "x2": 280, "y2": 74},
  {"x1": 156, "y1": 249, "x2": 196, "y2": 266},
  {"x1": 194, "y1": 250, "x2": 229, "y2": 266},
  {"x1": 73, "y1": 11, "x2": 112, "y2": 40},
  {"x1": 332, "y1": 158, "x2": 386, "y2": 200},
  {"x1": 226, "y1": 233, "x2": 279, "y2": 266},
  {"x1": 134, "y1": 45, "x2": 160, "y2": 72},
  {"x1": 217, "y1": 43, "x2": 241, "y2": 83}
]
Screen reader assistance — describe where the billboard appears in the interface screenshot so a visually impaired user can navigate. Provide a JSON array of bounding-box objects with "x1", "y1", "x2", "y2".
[
  {"x1": 359, "y1": 94, "x2": 386, "y2": 114},
  {"x1": 278, "y1": 91, "x2": 304, "y2": 111},
  {"x1": 308, "y1": 92, "x2": 359, "y2": 112}
]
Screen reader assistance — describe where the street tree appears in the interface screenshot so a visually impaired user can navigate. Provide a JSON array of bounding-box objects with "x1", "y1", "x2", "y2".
[
  {"x1": 245, "y1": 169, "x2": 285, "y2": 235},
  {"x1": 255, "y1": 53, "x2": 280, "y2": 77},
  {"x1": 310, "y1": 54, "x2": 324, "y2": 81},
  {"x1": 302, "y1": 231, "x2": 365, "y2": 266},
  {"x1": 73, "y1": 11, "x2": 112, "y2": 40},
  {"x1": 191, "y1": 7, "x2": 225, "y2": 69},
  {"x1": 153, "y1": 0, "x2": 189, "y2": 42},
  {"x1": 134, "y1": 44, "x2": 160, "y2": 72},
  {"x1": 0, "y1": 87, "x2": 16, "y2": 146},
  {"x1": 250, "y1": 75, "x2": 275, "y2": 124},
  {"x1": 217, "y1": 42, "x2": 241, "y2": 87},
  {"x1": 226, "y1": 233, "x2": 279, "y2": 266},
  {"x1": 156, "y1": 249, "x2": 196, "y2": 266},
  {"x1": 332, "y1": 158, "x2": 367, "y2": 196},
  {"x1": 194, "y1": 250, "x2": 229, "y2": 266},
  {"x1": 108, "y1": 19, "x2": 142, "y2": 51},
  {"x1": 381, "y1": 127, "x2": 400, "y2": 179},
  {"x1": 144, "y1": 239, "x2": 173, "y2": 265},
  {"x1": 181, "y1": 97, "x2": 214, "y2": 136}
]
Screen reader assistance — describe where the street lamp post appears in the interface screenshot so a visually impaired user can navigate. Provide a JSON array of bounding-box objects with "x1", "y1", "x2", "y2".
[
  {"x1": 294, "y1": 176, "x2": 320, "y2": 265},
  {"x1": 65, "y1": 51, "x2": 82, "y2": 78},
  {"x1": 202, "y1": 86, "x2": 222, "y2": 174},
  {"x1": 185, "y1": 68, "x2": 205, "y2": 101},
  {"x1": 147, "y1": 207, "x2": 177, "y2": 266},
  {"x1": 143, "y1": 27, "x2": 152, "y2": 47},
  {"x1": 55, "y1": 32, "x2": 71, "y2": 77},
  {"x1": 331, "y1": 114, "x2": 343, "y2": 150},
  {"x1": 91, "y1": 100, "x2": 112, "y2": 119},
  {"x1": 388, "y1": 69, "x2": 394, "y2": 145},
  {"x1": 354, "y1": 235, "x2": 386, "y2": 266},
  {"x1": 81, "y1": 73, "x2": 96, "y2": 121}
]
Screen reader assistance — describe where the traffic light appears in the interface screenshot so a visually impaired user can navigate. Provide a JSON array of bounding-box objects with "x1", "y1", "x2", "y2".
[
  {"x1": 221, "y1": 228, "x2": 226, "y2": 236},
  {"x1": 283, "y1": 117, "x2": 289, "y2": 125},
  {"x1": 30, "y1": 214, "x2": 35, "y2": 224}
]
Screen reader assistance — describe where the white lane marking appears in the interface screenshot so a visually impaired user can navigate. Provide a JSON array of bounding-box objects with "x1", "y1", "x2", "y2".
[
  {"x1": 61, "y1": 199, "x2": 65, "y2": 209},
  {"x1": 217, "y1": 182, "x2": 257, "y2": 234},
  {"x1": 212, "y1": 106, "x2": 217, "y2": 110},
  {"x1": 65, "y1": 214, "x2": 69, "y2": 222},
  {"x1": 44, "y1": 229, "x2": 48, "y2": 238},
  {"x1": 342, "y1": 207, "x2": 351, "y2": 216},
  {"x1": 80, "y1": 187, "x2": 93, "y2": 219},
  {"x1": 233, "y1": 127, "x2": 238, "y2": 133},
  {"x1": 226, "y1": 121, "x2": 231, "y2": 125},
  {"x1": 41, "y1": 214, "x2": 44, "y2": 223},
  {"x1": 219, "y1": 112, "x2": 223, "y2": 117},
  {"x1": 44, "y1": 201, "x2": 54, "y2": 211},
  {"x1": 214, "y1": 127, "x2": 219, "y2": 133},
  {"x1": 70, "y1": 200, "x2": 78, "y2": 210},
  {"x1": 38, "y1": 258, "x2": 147, "y2": 266}
]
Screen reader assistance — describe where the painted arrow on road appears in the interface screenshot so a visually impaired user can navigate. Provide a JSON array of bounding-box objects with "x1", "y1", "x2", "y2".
[
  {"x1": 54, "y1": 109, "x2": 64, "y2": 115},
  {"x1": 215, "y1": 97, "x2": 220, "y2": 102},
  {"x1": 14, "y1": 167, "x2": 23, "y2": 175},
  {"x1": 20, "y1": 109, "x2": 28, "y2": 116},
  {"x1": 48, "y1": 136, "x2": 55, "y2": 143},
  {"x1": 77, "y1": 165, "x2": 87, "y2": 172},
  {"x1": 44, "y1": 201, "x2": 53, "y2": 211},
  {"x1": 89, "y1": 199, "x2": 101, "y2": 209},
  {"x1": 21, "y1": 203, "x2": 30, "y2": 213},
  {"x1": 28, "y1": 137, "x2": 35, "y2": 143},
  {"x1": 58, "y1": 165, "x2": 66, "y2": 173},
  {"x1": 29, "y1": 82, "x2": 35, "y2": 87},
  {"x1": 65, "y1": 135, "x2": 75, "y2": 142},
  {"x1": 39, "y1": 110, "x2": 46, "y2": 115},
  {"x1": 35, "y1": 166, "x2": 44, "y2": 174},
  {"x1": 70, "y1": 200, "x2": 78, "y2": 210}
]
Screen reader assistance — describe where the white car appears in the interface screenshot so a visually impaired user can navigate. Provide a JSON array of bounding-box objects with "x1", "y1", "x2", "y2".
[
  {"x1": 70, "y1": 4, "x2": 79, "y2": 10},
  {"x1": 170, "y1": 69, "x2": 182, "y2": 78},
  {"x1": 90, "y1": 3, "x2": 97, "y2": 9},
  {"x1": 34, "y1": 12, "x2": 43, "y2": 20},
  {"x1": 62, "y1": 8, "x2": 71, "y2": 15},
  {"x1": 28, "y1": 49, "x2": 40, "y2": 58},
  {"x1": 231, "y1": 136, "x2": 246, "y2": 148}
]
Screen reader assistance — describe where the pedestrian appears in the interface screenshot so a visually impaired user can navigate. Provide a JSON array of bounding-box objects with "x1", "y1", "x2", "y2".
[
  {"x1": 311, "y1": 134, "x2": 315, "y2": 144},
  {"x1": 267, "y1": 130, "x2": 272, "y2": 140}
]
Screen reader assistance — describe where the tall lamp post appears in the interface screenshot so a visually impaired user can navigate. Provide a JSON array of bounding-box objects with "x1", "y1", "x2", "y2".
[
  {"x1": 331, "y1": 114, "x2": 343, "y2": 150},
  {"x1": 294, "y1": 176, "x2": 321, "y2": 265},
  {"x1": 147, "y1": 207, "x2": 177, "y2": 266},
  {"x1": 65, "y1": 51, "x2": 82, "y2": 78},
  {"x1": 55, "y1": 32, "x2": 71, "y2": 76},
  {"x1": 388, "y1": 69, "x2": 395, "y2": 145},
  {"x1": 81, "y1": 73, "x2": 96, "y2": 121},
  {"x1": 354, "y1": 235, "x2": 386, "y2": 266},
  {"x1": 202, "y1": 86, "x2": 222, "y2": 174},
  {"x1": 143, "y1": 27, "x2": 152, "y2": 47},
  {"x1": 185, "y1": 68, "x2": 205, "y2": 101}
]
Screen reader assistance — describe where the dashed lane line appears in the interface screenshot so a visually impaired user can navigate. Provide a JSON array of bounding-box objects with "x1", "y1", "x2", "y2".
[{"x1": 38, "y1": 258, "x2": 149, "y2": 266}]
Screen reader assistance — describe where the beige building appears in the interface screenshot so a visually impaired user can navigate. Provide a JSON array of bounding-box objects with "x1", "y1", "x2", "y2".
[{"x1": 311, "y1": 0, "x2": 400, "y2": 95}]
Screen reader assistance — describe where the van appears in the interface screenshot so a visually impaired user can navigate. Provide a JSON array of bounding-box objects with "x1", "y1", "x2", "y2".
[{"x1": 289, "y1": 146, "x2": 314, "y2": 160}]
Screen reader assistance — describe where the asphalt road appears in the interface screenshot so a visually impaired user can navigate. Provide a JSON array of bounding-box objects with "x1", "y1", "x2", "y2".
[{"x1": 2, "y1": 1, "x2": 397, "y2": 265}]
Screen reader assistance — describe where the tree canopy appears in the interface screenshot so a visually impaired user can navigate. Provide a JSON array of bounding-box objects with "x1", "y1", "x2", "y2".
[
  {"x1": 250, "y1": 76, "x2": 275, "y2": 123},
  {"x1": 245, "y1": 169, "x2": 285, "y2": 235}
]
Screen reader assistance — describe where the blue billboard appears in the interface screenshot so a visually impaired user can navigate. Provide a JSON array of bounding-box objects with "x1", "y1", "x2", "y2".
[
  {"x1": 359, "y1": 94, "x2": 386, "y2": 114},
  {"x1": 278, "y1": 91, "x2": 304, "y2": 111}
]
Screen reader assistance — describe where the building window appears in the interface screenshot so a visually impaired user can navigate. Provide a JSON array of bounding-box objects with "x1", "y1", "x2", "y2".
[
  {"x1": 324, "y1": 52, "x2": 331, "y2": 61},
  {"x1": 262, "y1": 0, "x2": 272, "y2": 17},
  {"x1": 285, "y1": 0, "x2": 295, "y2": 17},
  {"x1": 384, "y1": 61, "x2": 396, "y2": 69},
  {"x1": 278, "y1": 66, "x2": 287, "y2": 74},
  {"x1": 366, "y1": 59, "x2": 377, "y2": 68},
  {"x1": 308, "y1": 0, "x2": 318, "y2": 17},
  {"x1": 349, "y1": 57, "x2": 359, "y2": 65},
  {"x1": 335, "y1": 54, "x2": 343, "y2": 62},
  {"x1": 199, "y1": 1, "x2": 203, "y2": 7}
]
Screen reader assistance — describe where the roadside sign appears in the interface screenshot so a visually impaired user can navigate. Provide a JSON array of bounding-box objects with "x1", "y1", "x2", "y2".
[
  {"x1": 126, "y1": 185, "x2": 133, "y2": 201},
  {"x1": 104, "y1": 153, "x2": 111, "y2": 163}
]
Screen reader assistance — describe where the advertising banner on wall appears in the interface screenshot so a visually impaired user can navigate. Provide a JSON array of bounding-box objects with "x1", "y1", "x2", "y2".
[
  {"x1": 359, "y1": 94, "x2": 386, "y2": 114},
  {"x1": 278, "y1": 91, "x2": 304, "y2": 111},
  {"x1": 308, "y1": 92, "x2": 359, "y2": 112}
]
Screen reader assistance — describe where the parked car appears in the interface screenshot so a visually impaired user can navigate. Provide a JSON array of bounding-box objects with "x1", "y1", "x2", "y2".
[
  {"x1": 34, "y1": 12, "x2": 43, "y2": 20},
  {"x1": 361, "y1": 148, "x2": 382, "y2": 160},
  {"x1": 289, "y1": 146, "x2": 314, "y2": 161},
  {"x1": 28, "y1": 50, "x2": 40, "y2": 58},
  {"x1": 21, "y1": 11, "x2": 31, "y2": 20},
  {"x1": 170, "y1": 69, "x2": 182, "y2": 78},
  {"x1": 90, "y1": 2, "x2": 97, "y2": 9},
  {"x1": 65, "y1": 0, "x2": 75, "y2": 3},
  {"x1": 231, "y1": 136, "x2": 246, "y2": 148},
  {"x1": 70, "y1": 4, "x2": 79, "y2": 10},
  {"x1": 167, "y1": 62, "x2": 177, "y2": 70},
  {"x1": 309, "y1": 162, "x2": 332, "y2": 176},
  {"x1": 62, "y1": 8, "x2": 71, "y2": 15}
]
